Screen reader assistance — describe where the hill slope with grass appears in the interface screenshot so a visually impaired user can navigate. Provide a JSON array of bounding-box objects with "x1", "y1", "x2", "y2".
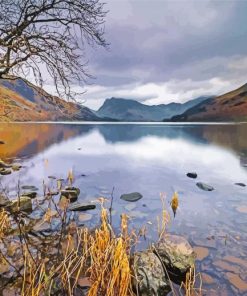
[
  {"x1": 0, "y1": 77, "x2": 100, "y2": 122},
  {"x1": 170, "y1": 83, "x2": 247, "y2": 122}
]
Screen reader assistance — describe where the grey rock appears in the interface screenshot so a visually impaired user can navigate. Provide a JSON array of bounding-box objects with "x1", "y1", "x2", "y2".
[
  {"x1": 196, "y1": 182, "x2": 214, "y2": 191},
  {"x1": 120, "y1": 192, "x2": 143, "y2": 202},
  {"x1": 132, "y1": 250, "x2": 171, "y2": 296},
  {"x1": 235, "y1": 182, "x2": 246, "y2": 187},
  {"x1": 154, "y1": 234, "x2": 196, "y2": 282},
  {"x1": 187, "y1": 172, "x2": 197, "y2": 179},
  {"x1": 68, "y1": 203, "x2": 96, "y2": 211}
]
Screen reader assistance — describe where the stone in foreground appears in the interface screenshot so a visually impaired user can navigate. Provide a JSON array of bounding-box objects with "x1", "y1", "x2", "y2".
[
  {"x1": 68, "y1": 202, "x2": 96, "y2": 211},
  {"x1": 0, "y1": 195, "x2": 11, "y2": 207},
  {"x1": 132, "y1": 250, "x2": 171, "y2": 296},
  {"x1": 0, "y1": 169, "x2": 12, "y2": 175},
  {"x1": 21, "y1": 192, "x2": 37, "y2": 199},
  {"x1": 8, "y1": 196, "x2": 32, "y2": 213},
  {"x1": 60, "y1": 187, "x2": 80, "y2": 202},
  {"x1": 196, "y1": 182, "x2": 214, "y2": 191},
  {"x1": 187, "y1": 172, "x2": 197, "y2": 179},
  {"x1": 154, "y1": 234, "x2": 195, "y2": 283},
  {"x1": 120, "y1": 192, "x2": 143, "y2": 202}
]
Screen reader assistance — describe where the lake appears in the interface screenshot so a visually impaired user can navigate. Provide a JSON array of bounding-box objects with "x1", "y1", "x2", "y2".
[{"x1": 0, "y1": 122, "x2": 247, "y2": 295}]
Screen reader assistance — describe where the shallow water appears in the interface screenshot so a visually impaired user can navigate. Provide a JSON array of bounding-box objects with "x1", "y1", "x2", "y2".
[{"x1": 0, "y1": 122, "x2": 247, "y2": 294}]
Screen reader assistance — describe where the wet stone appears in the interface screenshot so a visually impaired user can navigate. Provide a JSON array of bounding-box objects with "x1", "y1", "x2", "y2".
[
  {"x1": 120, "y1": 192, "x2": 143, "y2": 202},
  {"x1": 235, "y1": 182, "x2": 246, "y2": 187},
  {"x1": 187, "y1": 172, "x2": 197, "y2": 179},
  {"x1": 0, "y1": 169, "x2": 12, "y2": 175},
  {"x1": 193, "y1": 246, "x2": 209, "y2": 261},
  {"x1": 61, "y1": 187, "x2": 80, "y2": 202},
  {"x1": 7, "y1": 196, "x2": 32, "y2": 213},
  {"x1": 21, "y1": 191, "x2": 37, "y2": 199},
  {"x1": 21, "y1": 185, "x2": 38, "y2": 191},
  {"x1": 68, "y1": 202, "x2": 96, "y2": 211},
  {"x1": 196, "y1": 182, "x2": 214, "y2": 191},
  {"x1": 154, "y1": 234, "x2": 196, "y2": 282},
  {"x1": 132, "y1": 250, "x2": 171, "y2": 295}
]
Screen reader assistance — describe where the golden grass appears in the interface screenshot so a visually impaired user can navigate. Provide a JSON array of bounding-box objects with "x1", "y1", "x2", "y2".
[{"x1": 0, "y1": 208, "x2": 10, "y2": 238}]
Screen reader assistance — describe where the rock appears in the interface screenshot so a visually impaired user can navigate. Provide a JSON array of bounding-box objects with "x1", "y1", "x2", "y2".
[
  {"x1": 48, "y1": 176, "x2": 56, "y2": 180},
  {"x1": 61, "y1": 187, "x2": 80, "y2": 202},
  {"x1": 12, "y1": 164, "x2": 22, "y2": 171},
  {"x1": 213, "y1": 260, "x2": 240, "y2": 274},
  {"x1": 235, "y1": 182, "x2": 246, "y2": 187},
  {"x1": 201, "y1": 273, "x2": 215, "y2": 285},
  {"x1": 21, "y1": 191, "x2": 37, "y2": 199},
  {"x1": 132, "y1": 251, "x2": 171, "y2": 295},
  {"x1": 0, "y1": 169, "x2": 11, "y2": 175},
  {"x1": 78, "y1": 213, "x2": 93, "y2": 222},
  {"x1": 7, "y1": 196, "x2": 32, "y2": 213},
  {"x1": 120, "y1": 192, "x2": 143, "y2": 202},
  {"x1": 0, "y1": 195, "x2": 10, "y2": 207},
  {"x1": 154, "y1": 234, "x2": 196, "y2": 282},
  {"x1": 0, "y1": 140, "x2": 5, "y2": 145},
  {"x1": 225, "y1": 272, "x2": 247, "y2": 293},
  {"x1": 0, "y1": 160, "x2": 11, "y2": 168},
  {"x1": 196, "y1": 182, "x2": 214, "y2": 191},
  {"x1": 193, "y1": 246, "x2": 209, "y2": 261},
  {"x1": 68, "y1": 203, "x2": 96, "y2": 211},
  {"x1": 236, "y1": 205, "x2": 247, "y2": 214},
  {"x1": 187, "y1": 172, "x2": 197, "y2": 179}
]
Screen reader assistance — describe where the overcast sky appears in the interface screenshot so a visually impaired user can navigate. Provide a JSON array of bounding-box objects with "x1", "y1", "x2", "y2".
[{"x1": 46, "y1": 0, "x2": 247, "y2": 110}]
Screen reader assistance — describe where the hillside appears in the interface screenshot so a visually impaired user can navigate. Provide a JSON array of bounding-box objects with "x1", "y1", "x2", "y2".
[
  {"x1": 170, "y1": 83, "x2": 247, "y2": 122},
  {"x1": 96, "y1": 96, "x2": 209, "y2": 121},
  {"x1": 0, "y1": 77, "x2": 100, "y2": 122}
]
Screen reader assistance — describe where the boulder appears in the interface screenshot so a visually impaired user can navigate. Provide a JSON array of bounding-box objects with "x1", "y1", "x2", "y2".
[
  {"x1": 120, "y1": 192, "x2": 143, "y2": 202},
  {"x1": 68, "y1": 202, "x2": 96, "y2": 211},
  {"x1": 132, "y1": 250, "x2": 171, "y2": 295},
  {"x1": 186, "y1": 172, "x2": 197, "y2": 179},
  {"x1": 8, "y1": 196, "x2": 32, "y2": 213},
  {"x1": 196, "y1": 182, "x2": 214, "y2": 191},
  {"x1": 60, "y1": 187, "x2": 80, "y2": 202},
  {"x1": 154, "y1": 234, "x2": 195, "y2": 283}
]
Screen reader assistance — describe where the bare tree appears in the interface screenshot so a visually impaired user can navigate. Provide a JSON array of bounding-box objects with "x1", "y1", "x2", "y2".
[{"x1": 0, "y1": 0, "x2": 107, "y2": 100}]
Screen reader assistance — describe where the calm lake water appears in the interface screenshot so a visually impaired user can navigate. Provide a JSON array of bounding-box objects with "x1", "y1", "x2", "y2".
[{"x1": 0, "y1": 122, "x2": 247, "y2": 295}]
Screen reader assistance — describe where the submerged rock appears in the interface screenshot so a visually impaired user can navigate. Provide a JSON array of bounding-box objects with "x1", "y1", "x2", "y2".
[
  {"x1": 8, "y1": 196, "x2": 32, "y2": 213},
  {"x1": 235, "y1": 182, "x2": 246, "y2": 187},
  {"x1": 154, "y1": 234, "x2": 195, "y2": 282},
  {"x1": 21, "y1": 185, "x2": 38, "y2": 191},
  {"x1": 0, "y1": 140, "x2": 5, "y2": 145},
  {"x1": 187, "y1": 172, "x2": 197, "y2": 179},
  {"x1": 12, "y1": 164, "x2": 22, "y2": 171},
  {"x1": 132, "y1": 250, "x2": 171, "y2": 295},
  {"x1": 120, "y1": 192, "x2": 143, "y2": 202},
  {"x1": 0, "y1": 169, "x2": 11, "y2": 175},
  {"x1": 0, "y1": 195, "x2": 10, "y2": 207},
  {"x1": 196, "y1": 182, "x2": 214, "y2": 191},
  {"x1": 21, "y1": 191, "x2": 37, "y2": 199},
  {"x1": 61, "y1": 187, "x2": 80, "y2": 202},
  {"x1": 68, "y1": 202, "x2": 96, "y2": 211}
]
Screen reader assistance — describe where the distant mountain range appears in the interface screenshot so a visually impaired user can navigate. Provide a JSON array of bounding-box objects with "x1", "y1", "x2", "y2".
[
  {"x1": 96, "y1": 96, "x2": 210, "y2": 121},
  {"x1": 0, "y1": 77, "x2": 247, "y2": 122}
]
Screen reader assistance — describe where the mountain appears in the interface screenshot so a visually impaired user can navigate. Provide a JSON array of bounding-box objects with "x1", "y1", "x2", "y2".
[
  {"x1": 170, "y1": 83, "x2": 247, "y2": 122},
  {"x1": 96, "y1": 96, "x2": 210, "y2": 121},
  {"x1": 0, "y1": 77, "x2": 100, "y2": 122}
]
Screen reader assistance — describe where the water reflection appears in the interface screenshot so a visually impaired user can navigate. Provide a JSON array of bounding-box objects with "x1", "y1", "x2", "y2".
[{"x1": 0, "y1": 122, "x2": 247, "y2": 294}]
